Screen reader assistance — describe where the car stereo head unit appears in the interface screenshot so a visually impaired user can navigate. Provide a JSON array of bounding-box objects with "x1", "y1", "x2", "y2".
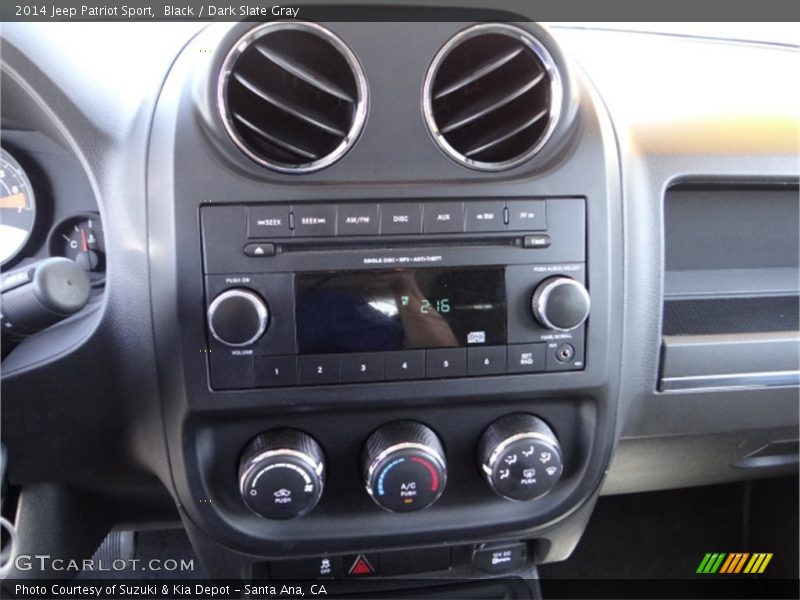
[{"x1": 199, "y1": 198, "x2": 588, "y2": 390}]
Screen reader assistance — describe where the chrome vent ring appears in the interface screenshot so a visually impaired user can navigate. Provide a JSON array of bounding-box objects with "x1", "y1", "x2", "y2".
[
  {"x1": 218, "y1": 22, "x2": 368, "y2": 174},
  {"x1": 423, "y1": 23, "x2": 563, "y2": 171}
]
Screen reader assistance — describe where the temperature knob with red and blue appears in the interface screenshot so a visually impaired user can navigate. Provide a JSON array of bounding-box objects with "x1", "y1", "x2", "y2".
[{"x1": 362, "y1": 421, "x2": 447, "y2": 513}]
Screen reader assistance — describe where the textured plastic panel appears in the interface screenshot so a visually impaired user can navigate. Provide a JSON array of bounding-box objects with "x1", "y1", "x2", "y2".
[
  {"x1": 665, "y1": 186, "x2": 799, "y2": 272},
  {"x1": 663, "y1": 296, "x2": 799, "y2": 336}
]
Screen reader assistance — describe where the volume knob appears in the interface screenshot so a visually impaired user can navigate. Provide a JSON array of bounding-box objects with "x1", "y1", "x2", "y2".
[
  {"x1": 531, "y1": 277, "x2": 590, "y2": 332},
  {"x1": 207, "y1": 288, "x2": 269, "y2": 347}
]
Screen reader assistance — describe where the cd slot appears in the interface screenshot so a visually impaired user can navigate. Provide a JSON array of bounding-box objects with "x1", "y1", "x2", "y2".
[{"x1": 278, "y1": 233, "x2": 523, "y2": 254}]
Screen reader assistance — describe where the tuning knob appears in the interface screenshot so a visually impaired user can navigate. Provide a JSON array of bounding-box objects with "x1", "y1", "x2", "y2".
[
  {"x1": 531, "y1": 276, "x2": 590, "y2": 332},
  {"x1": 363, "y1": 421, "x2": 447, "y2": 513},
  {"x1": 207, "y1": 288, "x2": 269, "y2": 347},
  {"x1": 478, "y1": 414, "x2": 563, "y2": 502},
  {"x1": 239, "y1": 429, "x2": 325, "y2": 520}
]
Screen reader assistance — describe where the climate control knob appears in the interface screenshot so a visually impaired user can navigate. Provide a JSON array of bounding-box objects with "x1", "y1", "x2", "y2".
[
  {"x1": 478, "y1": 414, "x2": 563, "y2": 502},
  {"x1": 207, "y1": 288, "x2": 269, "y2": 347},
  {"x1": 531, "y1": 277, "x2": 590, "y2": 332},
  {"x1": 239, "y1": 429, "x2": 325, "y2": 520},
  {"x1": 363, "y1": 421, "x2": 446, "y2": 513}
]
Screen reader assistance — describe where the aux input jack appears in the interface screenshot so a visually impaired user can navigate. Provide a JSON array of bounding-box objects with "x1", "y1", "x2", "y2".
[{"x1": 555, "y1": 343, "x2": 575, "y2": 363}]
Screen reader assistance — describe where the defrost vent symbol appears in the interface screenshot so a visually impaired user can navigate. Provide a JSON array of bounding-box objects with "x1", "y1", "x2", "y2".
[
  {"x1": 423, "y1": 24, "x2": 563, "y2": 171},
  {"x1": 218, "y1": 22, "x2": 367, "y2": 173}
]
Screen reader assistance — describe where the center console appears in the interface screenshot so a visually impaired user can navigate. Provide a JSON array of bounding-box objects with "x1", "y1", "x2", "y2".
[
  {"x1": 146, "y1": 16, "x2": 623, "y2": 582},
  {"x1": 201, "y1": 197, "x2": 587, "y2": 391}
]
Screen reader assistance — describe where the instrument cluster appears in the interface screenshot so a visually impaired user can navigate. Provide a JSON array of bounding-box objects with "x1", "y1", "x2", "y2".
[{"x1": 0, "y1": 139, "x2": 104, "y2": 283}]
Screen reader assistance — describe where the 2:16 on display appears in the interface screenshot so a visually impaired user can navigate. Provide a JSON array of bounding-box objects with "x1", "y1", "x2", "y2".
[{"x1": 420, "y1": 298, "x2": 451, "y2": 314}]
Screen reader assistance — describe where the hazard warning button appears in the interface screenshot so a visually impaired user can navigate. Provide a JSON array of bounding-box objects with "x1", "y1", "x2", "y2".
[{"x1": 345, "y1": 553, "x2": 379, "y2": 576}]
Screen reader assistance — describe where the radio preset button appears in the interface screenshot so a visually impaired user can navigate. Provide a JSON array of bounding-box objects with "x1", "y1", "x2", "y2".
[
  {"x1": 507, "y1": 200, "x2": 546, "y2": 231},
  {"x1": 294, "y1": 205, "x2": 337, "y2": 237},
  {"x1": 507, "y1": 343, "x2": 547, "y2": 374},
  {"x1": 465, "y1": 201, "x2": 506, "y2": 232},
  {"x1": 380, "y1": 203, "x2": 422, "y2": 235},
  {"x1": 255, "y1": 355, "x2": 298, "y2": 387},
  {"x1": 341, "y1": 353, "x2": 385, "y2": 383},
  {"x1": 337, "y1": 204, "x2": 379, "y2": 236},
  {"x1": 384, "y1": 350, "x2": 425, "y2": 381},
  {"x1": 299, "y1": 355, "x2": 342, "y2": 384},
  {"x1": 423, "y1": 202, "x2": 465, "y2": 233},
  {"x1": 248, "y1": 206, "x2": 292, "y2": 238},
  {"x1": 426, "y1": 348, "x2": 467, "y2": 378},
  {"x1": 467, "y1": 346, "x2": 507, "y2": 375}
]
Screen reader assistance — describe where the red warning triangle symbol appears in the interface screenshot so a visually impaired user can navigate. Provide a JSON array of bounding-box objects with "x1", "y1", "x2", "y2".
[{"x1": 348, "y1": 554, "x2": 374, "y2": 575}]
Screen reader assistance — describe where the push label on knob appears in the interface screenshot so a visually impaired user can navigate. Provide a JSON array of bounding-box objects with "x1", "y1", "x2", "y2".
[
  {"x1": 363, "y1": 421, "x2": 447, "y2": 513},
  {"x1": 239, "y1": 430, "x2": 325, "y2": 520},
  {"x1": 479, "y1": 414, "x2": 564, "y2": 502},
  {"x1": 373, "y1": 453, "x2": 443, "y2": 512},
  {"x1": 490, "y1": 438, "x2": 563, "y2": 501}
]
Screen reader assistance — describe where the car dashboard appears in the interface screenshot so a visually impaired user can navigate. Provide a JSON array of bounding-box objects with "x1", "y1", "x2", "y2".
[{"x1": 0, "y1": 9, "x2": 798, "y2": 594}]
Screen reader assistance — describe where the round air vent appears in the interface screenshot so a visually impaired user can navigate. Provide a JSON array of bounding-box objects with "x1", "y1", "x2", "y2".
[
  {"x1": 423, "y1": 24, "x2": 563, "y2": 171},
  {"x1": 218, "y1": 22, "x2": 367, "y2": 173}
]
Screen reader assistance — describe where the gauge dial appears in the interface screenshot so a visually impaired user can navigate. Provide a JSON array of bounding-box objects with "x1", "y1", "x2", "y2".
[
  {"x1": 0, "y1": 148, "x2": 37, "y2": 266},
  {"x1": 48, "y1": 213, "x2": 105, "y2": 285}
]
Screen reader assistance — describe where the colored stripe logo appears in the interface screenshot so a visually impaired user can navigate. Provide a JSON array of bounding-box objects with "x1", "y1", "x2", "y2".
[{"x1": 697, "y1": 553, "x2": 773, "y2": 574}]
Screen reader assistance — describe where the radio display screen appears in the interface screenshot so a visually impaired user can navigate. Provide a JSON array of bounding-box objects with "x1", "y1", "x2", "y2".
[{"x1": 295, "y1": 267, "x2": 507, "y2": 354}]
